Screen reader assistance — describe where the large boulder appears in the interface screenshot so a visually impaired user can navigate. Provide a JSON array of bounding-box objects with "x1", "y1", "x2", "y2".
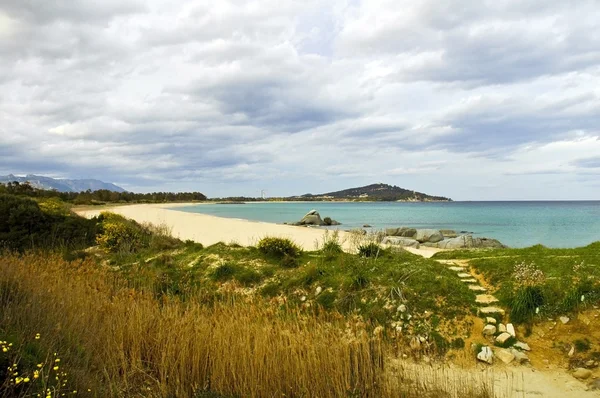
[
  {"x1": 298, "y1": 210, "x2": 324, "y2": 226},
  {"x1": 414, "y1": 229, "x2": 444, "y2": 243},
  {"x1": 381, "y1": 237, "x2": 420, "y2": 248},
  {"x1": 440, "y1": 229, "x2": 458, "y2": 238},
  {"x1": 437, "y1": 235, "x2": 506, "y2": 249},
  {"x1": 385, "y1": 227, "x2": 417, "y2": 238}
]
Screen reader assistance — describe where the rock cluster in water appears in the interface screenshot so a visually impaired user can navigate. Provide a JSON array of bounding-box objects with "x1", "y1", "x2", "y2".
[
  {"x1": 287, "y1": 210, "x2": 341, "y2": 226},
  {"x1": 382, "y1": 227, "x2": 506, "y2": 249}
]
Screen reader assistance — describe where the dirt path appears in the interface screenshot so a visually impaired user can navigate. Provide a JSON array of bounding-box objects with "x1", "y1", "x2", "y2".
[{"x1": 429, "y1": 257, "x2": 599, "y2": 397}]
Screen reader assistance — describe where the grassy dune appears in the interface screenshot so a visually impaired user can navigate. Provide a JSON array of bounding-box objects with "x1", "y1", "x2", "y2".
[{"x1": 0, "y1": 252, "x2": 503, "y2": 397}]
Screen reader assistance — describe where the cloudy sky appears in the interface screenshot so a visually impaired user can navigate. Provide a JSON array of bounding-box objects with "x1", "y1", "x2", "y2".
[{"x1": 1, "y1": 0, "x2": 600, "y2": 200}]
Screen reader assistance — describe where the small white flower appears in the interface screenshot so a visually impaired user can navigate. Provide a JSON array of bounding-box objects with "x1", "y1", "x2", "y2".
[
  {"x1": 581, "y1": 295, "x2": 585, "y2": 302},
  {"x1": 535, "y1": 307, "x2": 540, "y2": 314}
]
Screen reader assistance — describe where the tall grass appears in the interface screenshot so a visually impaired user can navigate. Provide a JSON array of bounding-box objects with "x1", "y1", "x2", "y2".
[{"x1": 0, "y1": 253, "x2": 499, "y2": 397}]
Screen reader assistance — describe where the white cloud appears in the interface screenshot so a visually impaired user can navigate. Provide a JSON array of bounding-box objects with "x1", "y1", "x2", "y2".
[{"x1": 1, "y1": 0, "x2": 599, "y2": 199}]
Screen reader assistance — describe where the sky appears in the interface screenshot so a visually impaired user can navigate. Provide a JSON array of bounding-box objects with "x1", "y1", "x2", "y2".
[{"x1": 1, "y1": 0, "x2": 600, "y2": 200}]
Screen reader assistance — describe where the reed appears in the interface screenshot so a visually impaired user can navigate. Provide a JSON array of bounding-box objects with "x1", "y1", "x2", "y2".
[{"x1": 0, "y1": 253, "x2": 501, "y2": 397}]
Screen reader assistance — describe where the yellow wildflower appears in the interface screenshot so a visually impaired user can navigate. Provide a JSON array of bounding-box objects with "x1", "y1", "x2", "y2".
[
  {"x1": 53, "y1": 366, "x2": 59, "y2": 371},
  {"x1": 24, "y1": 377, "x2": 30, "y2": 383},
  {"x1": 35, "y1": 333, "x2": 41, "y2": 340},
  {"x1": 37, "y1": 363, "x2": 43, "y2": 368},
  {"x1": 34, "y1": 370, "x2": 40, "y2": 379},
  {"x1": 55, "y1": 358, "x2": 60, "y2": 363},
  {"x1": 15, "y1": 377, "x2": 23, "y2": 384},
  {"x1": 2, "y1": 347, "x2": 7, "y2": 352}
]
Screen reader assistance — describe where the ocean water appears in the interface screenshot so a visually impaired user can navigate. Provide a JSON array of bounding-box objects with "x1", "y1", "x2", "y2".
[{"x1": 171, "y1": 201, "x2": 600, "y2": 248}]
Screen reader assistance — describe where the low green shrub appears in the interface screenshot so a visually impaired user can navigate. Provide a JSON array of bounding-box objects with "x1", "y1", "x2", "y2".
[
  {"x1": 280, "y1": 254, "x2": 300, "y2": 268},
  {"x1": 211, "y1": 263, "x2": 240, "y2": 281},
  {"x1": 316, "y1": 290, "x2": 336, "y2": 310},
  {"x1": 357, "y1": 242, "x2": 381, "y2": 258},
  {"x1": 96, "y1": 221, "x2": 143, "y2": 253},
  {"x1": 257, "y1": 237, "x2": 301, "y2": 259},
  {"x1": 509, "y1": 285, "x2": 544, "y2": 324},
  {"x1": 235, "y1": 268, "x2": 263, "y2": 286}
]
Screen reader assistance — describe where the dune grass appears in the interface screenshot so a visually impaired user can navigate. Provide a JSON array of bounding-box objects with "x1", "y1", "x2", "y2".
[{"x1": 0, "y1": 252, "x2": 499, "y2": 398}]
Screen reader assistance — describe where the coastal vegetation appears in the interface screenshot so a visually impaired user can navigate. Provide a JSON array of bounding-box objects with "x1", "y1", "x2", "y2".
[
  {"x1": 433, "y1": 245, "x2": 600, "y2": 329},
  {"x1": 1, "y1": 193, "x2": 599, "y2": 396}
]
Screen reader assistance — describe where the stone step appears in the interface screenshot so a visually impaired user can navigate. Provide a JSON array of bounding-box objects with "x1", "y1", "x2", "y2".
[
  {"x1": 448, "y1": 266, "x2": 466, "y2": 272},
  {"x1": 478, "y1": 306, "x2": 505, "y2": 316},
  {"x1": 476, "y1": 294, "x2": 499, "y2": 304},
  {"x1": 457, "y1": 273, "x2": 472, "y2": 278},
  {"x1": 460, "y1": 278, "x2": 478, "y2": 284},
  {"x1": 469, "y1": 285, "x2": 487, "y2": 292}
]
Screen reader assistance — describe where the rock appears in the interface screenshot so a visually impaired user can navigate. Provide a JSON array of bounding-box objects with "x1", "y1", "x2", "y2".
[
  {"x1": 483, "y1": 325, "x2": 497, "y2": 336},
  {"x1": 299, "y1": 210, "x2": 324, "y2": 226},
  {"x1": 477, "y1": 346, "x2": 494, "y2": 364},
  {"x1": 315, "y1": 286, "x2": 322, "y2": 296},
  {"x1": 513, "y1": 341, "x2": 531, "y2": 351},
  {"x1": 486, "y1": 317, "x2": 497, "y2": 324},
  {"x1": 363, "y1": 224, "x2": 372, "y2": 228},
  {"x1": 495, "y1": 348, "x2": 515, "y2": 364},
  {"x1": 585, "y1": 360, "x2": 596, "y2": 368},
  {"x1": 397, "y1": 304, "x2": 407, "y2": 313},
  {"x1": 385, "y1": 227, "x2": 417, "y2": 238},
  {"x1": 560, "y1": 316, "x2": 570, "y2": 324},
  {"x1": 439, "y1": 229, "x2": 458, "y2": 238},
  {"x1": 507, "y1": 323, "x2": 516, "y2": 337},
  {"x1": 381, "y1": 237, "x2": 421, "y2": 248},
  {"x1": 510, "y1": 348, "x2": 530, "y2": 364},
  {"x1": 437, "y1": 235, "x2": 506, "y2": 249},
  {"x1": 478, "y1": 307, "x2": 505, "y2": 316},
  {"x1": 414, "y1": 229, "x2": 444, "y2": 243},
  {"x1": 572, "y1": 368, "x2": 592, "y2": 380},
  {"x1": 498, "y1": 323, "x2": 507, "y2": 333},
  {"x1": 496, "y1": 332, "x2": 513, "y2": 345},
  {"x1": 568, "y1": 346, "x2": 575, "y2": 357},
  {"x1": 591, "y1": 379, "x2": 600, "y2": 390}
]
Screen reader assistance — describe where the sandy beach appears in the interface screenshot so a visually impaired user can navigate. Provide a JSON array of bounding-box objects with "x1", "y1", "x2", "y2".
[{"x1": 74, "y1": 203, "x2": 441, "y2": 257}]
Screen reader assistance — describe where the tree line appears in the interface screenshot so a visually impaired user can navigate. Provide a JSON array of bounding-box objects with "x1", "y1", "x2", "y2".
[{"x1": 0, "y1": 181, "x2": 207, "y2": 204}]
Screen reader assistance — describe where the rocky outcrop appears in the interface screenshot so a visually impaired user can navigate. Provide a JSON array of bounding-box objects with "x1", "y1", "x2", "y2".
[
  {"x1": 298, "y1": 210, "x2": 323, "y2": 225},
  {"x1": 293, "y1": 210, "x2": 341, "y2": 226},
  {"x1": 383, "y1": 227, "x2": 507, "y2": 249},
  {"x1": 435, "y1": 235, "x2": 506, "y2": 249},
  {"x1": 385, "y1": 227, "x2": 417, "y2": 237},
  {"x1": 440, "y1": 229, "x2": 458, "y2": 238},
  {"x1": 382, "y1": 237, "x2": 420, "y2": 248},
  {"x1": 415, "y1": 229, "x2": 444, "y2": 243}
]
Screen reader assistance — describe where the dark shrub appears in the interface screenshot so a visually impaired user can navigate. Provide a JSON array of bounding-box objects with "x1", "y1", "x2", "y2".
[
  {"x1": 257, "y1": 237, "x2": 301, "y2": 259},
  {"x1": 357, "y1": 242, "x2": 381, "y2": 258},
  {"x1": 509, "y1": 285, "x2": 544, "y2": 324}
]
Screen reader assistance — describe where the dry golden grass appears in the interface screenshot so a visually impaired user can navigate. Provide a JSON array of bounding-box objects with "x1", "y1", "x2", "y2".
[{"x1": 0, "y1": 253, "x2": 501, "y2": 397}]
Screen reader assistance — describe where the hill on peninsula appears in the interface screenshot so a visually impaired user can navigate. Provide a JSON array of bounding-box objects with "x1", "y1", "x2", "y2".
[
  {"x1": 0, "y1": 174, "x2": 126, "y2": 193},
  {"x1": 296, "y1": 183, "x2": 451, "y2": 202}
]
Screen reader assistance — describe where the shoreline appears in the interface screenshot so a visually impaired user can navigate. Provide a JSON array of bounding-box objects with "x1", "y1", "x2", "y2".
[{"x1": 74, "y1": 203, "x2": 442, "y2": 258}]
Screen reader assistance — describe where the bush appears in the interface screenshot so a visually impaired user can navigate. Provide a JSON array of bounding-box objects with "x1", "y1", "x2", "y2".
[
  {"x1": 509, "y1": 285, "x2": 544, "y2": 324},
  {"x1": 235, "y1": 268, "x2": 263, "y2": 286},
  {"x1": 257, "y1": 237, "x2": 301, "y2": 259},
  {"x1": 211, "y1": 263, "x2": 239, "y2": 281},
  {"x1": 96, "y1": 221, "x2": 143, "y2": 253},
  {"x1": 280, "y1": 254, "x2": 300, "y2": 268},
  {"x1": 357, "y1": 242, "x2": 381, "y2": 258},
  {"x1": 0, "y1": 194, "x2": 99, "y2": 251}
]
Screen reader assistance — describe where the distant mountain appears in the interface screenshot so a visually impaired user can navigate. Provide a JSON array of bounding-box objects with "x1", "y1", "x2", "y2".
[
  {"x1": 296, "y1": 183, "x2": 451, "y2": 202},
  {"x1": 0, "y1": 174, "x2": 126, "y2": 193}
]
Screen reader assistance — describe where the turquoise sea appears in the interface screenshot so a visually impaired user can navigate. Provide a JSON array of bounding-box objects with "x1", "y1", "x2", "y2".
[{"x1": 172, "y1": 201, "x2": 600, "y2": 248}]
